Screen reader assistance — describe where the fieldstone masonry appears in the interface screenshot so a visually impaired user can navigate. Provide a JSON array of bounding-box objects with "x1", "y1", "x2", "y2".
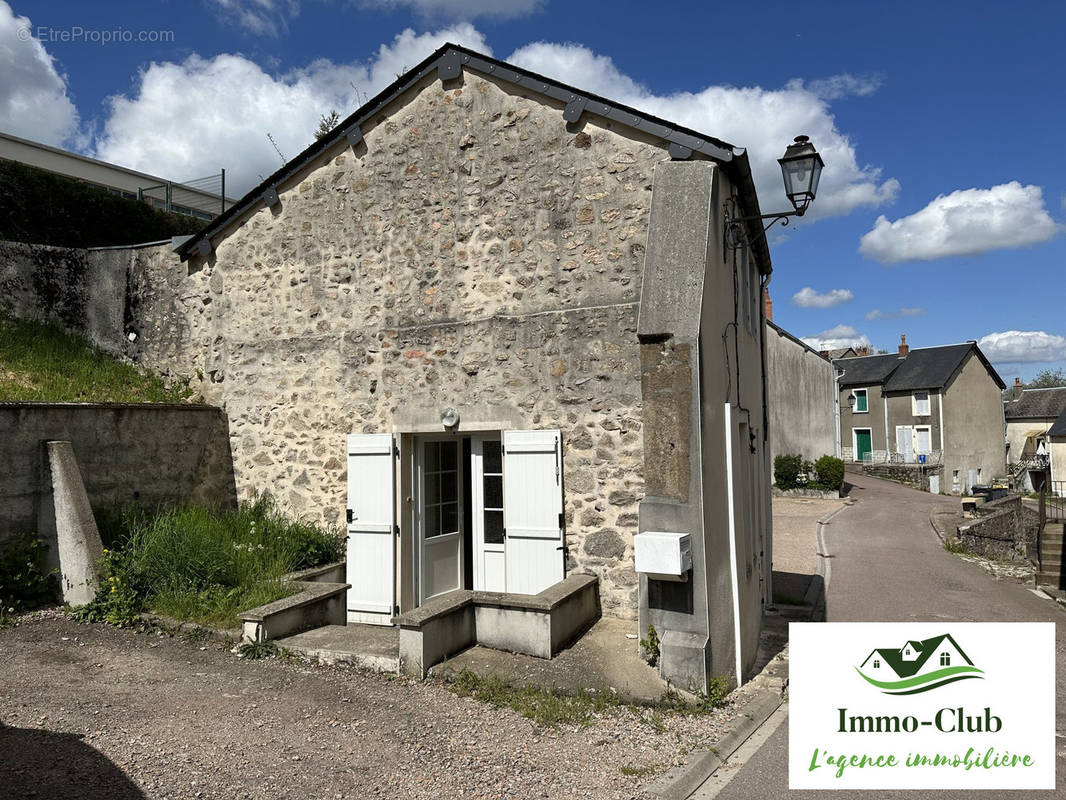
[{"x1": 121, "y1": 72, "x2": 678, "y2": 617}]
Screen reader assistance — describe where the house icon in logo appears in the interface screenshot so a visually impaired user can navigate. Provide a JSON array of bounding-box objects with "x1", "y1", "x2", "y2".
[{"x1": 857, "y1": 633, "x2": 984, "y2": 695}]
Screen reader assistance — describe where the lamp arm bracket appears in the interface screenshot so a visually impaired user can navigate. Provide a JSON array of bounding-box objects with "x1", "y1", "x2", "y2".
[{"x1": 723, "y1": 198, "x2": 805, "y2": 251}]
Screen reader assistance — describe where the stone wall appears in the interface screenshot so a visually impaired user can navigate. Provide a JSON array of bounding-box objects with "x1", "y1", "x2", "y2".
[
  {"x1": 765, "y1": 322, "x2": 836, "y2": 464},
  {"x1": 862, "y1": 462, "x2": 942, "y2": 491},
  {"x1": 141, "y1": 71, "x2": 672, "y2": 617},
  {"x1": 957, "y1": 495, "x2": 1038, "y2": 563},
  {"x1": 0, "y1": 403, "x2": 236, "y2": 555}
]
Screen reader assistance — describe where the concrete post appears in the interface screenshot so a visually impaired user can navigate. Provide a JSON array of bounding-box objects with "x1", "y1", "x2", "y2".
[{"x1": 45, "y1": 441, "x2": 104, "y2": 605}]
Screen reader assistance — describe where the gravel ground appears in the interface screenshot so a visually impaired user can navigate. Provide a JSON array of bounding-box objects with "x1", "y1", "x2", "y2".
[{"x1": 0, "y1": 610, "x2": 759, "y2": 800}]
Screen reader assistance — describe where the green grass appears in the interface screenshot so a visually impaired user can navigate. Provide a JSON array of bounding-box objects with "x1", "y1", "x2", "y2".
[
  {"x1": 445, "y1": 668, "x2": 733, "y2": 728},
  {"x1": 76, "y1": 495, "x2": 345, "y2": 628},
  {"x1": 0, "y1": 316, "x2": 193, "y2": 403}
]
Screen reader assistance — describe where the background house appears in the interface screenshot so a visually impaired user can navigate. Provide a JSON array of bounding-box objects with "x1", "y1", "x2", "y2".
[
  {"x1": 835, "y1": 335, "x2": 1006, "y2": 494},
  {"x1": 764, "y1": 315, "x2": 837, "y2": 464},
  {"x1": 1003, "y1": 381, "x2": 1066, "y2": 491}
]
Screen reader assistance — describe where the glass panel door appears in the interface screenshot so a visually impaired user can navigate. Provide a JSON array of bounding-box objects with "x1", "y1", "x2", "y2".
[
  {"x1": 471, "y1": 436, "x2": 506, "y2": 592},
  {"x1": 419, "y1": 439, "x2": 462, "y2": 602}
]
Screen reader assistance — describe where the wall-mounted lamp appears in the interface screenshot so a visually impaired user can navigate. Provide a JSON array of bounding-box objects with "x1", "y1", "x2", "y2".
[
  {"x1": 724, "y1": 135, "x2": 825, "y2": 250},
  {"x1": 847, "y1": 393, "x2": 856, "y2": 410},
  {"x1": 440, "y1": 407, "x2": 460, "y2": 429}
]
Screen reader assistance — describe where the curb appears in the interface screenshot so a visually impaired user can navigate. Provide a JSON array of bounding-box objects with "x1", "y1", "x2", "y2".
[{"x1": 648, "y1": 687, "x2": 785, "y2": 800}]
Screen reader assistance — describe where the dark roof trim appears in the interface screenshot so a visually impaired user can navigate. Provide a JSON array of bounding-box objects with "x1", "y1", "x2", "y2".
[
  {"x1": 176, "y1": 42, "x2": 771, "y2": 274},
  {"x1": 766, "y1": 319, "x2": 830, "y2": 361}
]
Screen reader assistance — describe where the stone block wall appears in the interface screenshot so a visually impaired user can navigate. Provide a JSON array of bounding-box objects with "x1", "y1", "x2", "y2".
[
  {"x1": 862, "y1": 463, "x2": 941, "y2": 491},
  {"x1": 957, "y1": 495, "x2": 1038, "y2": 563}
]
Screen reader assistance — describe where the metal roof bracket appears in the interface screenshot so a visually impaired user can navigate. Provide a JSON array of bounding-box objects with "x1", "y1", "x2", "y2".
[
  {"x1": 437, "y1": 50, "x2": 462, "y2": 81},
  {"x1": 344, "y1": 125, "x2": 363, "y2": 148},
  {"x1": 563, "y1": 96, "x2": 587, "y2": 124},
  {"x1": 668, "y1": 142, "x2": 693, "y2": 160},
  {"x1": 262, "y1": 186, "x2": 280, "y2": 208}
]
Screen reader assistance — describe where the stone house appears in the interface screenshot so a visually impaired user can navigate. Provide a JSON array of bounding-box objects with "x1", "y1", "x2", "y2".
[
  {"x1": 1003, "y1": 382, "x2": 1066, "y2": 491},
  {"x1": 110, "y1": 43, "x2": 781, "y2": 689},
  {"x1": 835, "y1": 335, "x2": 1006, "y2": 494}
]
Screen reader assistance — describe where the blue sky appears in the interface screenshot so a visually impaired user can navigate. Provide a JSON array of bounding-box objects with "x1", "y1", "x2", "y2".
[{"x1": 2, "y1": 0, "x2": 1064, "y2": 381}]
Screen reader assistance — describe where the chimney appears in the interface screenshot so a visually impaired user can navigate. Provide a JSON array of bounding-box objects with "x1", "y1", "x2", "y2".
[
  {"x1": 763, "y1": 287, "x2": 773, "y2": 321},
  {"x1": 898, "y1": 333, "x2": 909, "y2": 357},
  {"x1": 855, "y1": 346, "x2": 869, "y2": 357},
  {"x1": 1012, "y1": 376, "x2": 1023, "y2": 402}
]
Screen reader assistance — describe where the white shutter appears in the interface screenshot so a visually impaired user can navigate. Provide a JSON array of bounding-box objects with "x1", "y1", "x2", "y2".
[
  {"x1": 503, "y1": 429, "x2": 564, "y2": 595},
  {"x1": 345, "y1": 433, "x2": 396, "y2": 624}
]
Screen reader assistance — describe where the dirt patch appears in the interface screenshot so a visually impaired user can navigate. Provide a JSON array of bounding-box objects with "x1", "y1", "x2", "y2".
[{"x1": 0, "y1": 610, "x2": 752, "y2": 799}]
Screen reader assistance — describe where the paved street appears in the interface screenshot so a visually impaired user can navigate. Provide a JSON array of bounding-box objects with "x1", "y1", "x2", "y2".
[{"x1": 711, "y1": 473, "x2": 1066, "y2": 799}]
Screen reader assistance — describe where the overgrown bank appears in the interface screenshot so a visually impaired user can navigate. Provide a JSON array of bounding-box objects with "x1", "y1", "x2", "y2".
[{"x1": 76, "y1": 495, "x2": 344, "y2": 628}]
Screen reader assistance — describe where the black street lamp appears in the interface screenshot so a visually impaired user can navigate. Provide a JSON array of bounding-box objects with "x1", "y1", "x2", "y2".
[
  {"x1": 725, "y1": 135, "x2": 825, "y2": 249},
  {"x1": 847, "y1": 393, "x2": 857, "y2": 410}
]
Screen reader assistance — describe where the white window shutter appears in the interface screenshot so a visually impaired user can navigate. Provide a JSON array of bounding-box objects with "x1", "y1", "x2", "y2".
[
  {"x1": 345, "y1": 433, "x2": 396, "y2": 622},
  {"x1": 503, "y1": 429, "x2": 564, "y2": 595}
]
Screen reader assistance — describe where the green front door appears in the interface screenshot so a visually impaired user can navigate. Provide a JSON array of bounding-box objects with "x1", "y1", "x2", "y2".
[{"x1": 854, "y1": 429, "x2": 872, "y2": 462}]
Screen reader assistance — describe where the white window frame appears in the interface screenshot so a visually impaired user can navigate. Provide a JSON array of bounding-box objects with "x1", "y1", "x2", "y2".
[
  {"x1": 912, "y1": 390, "x2": 931, "y2": 416},
  {"x1": 852, "y1": 388, "x2": 869, "y2": 414}
]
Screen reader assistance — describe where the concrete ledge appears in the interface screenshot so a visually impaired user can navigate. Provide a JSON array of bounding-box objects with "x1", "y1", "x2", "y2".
[
  {"x1": 283, "y1": 561, "x2": 345, "y2": 584},
  {"x1": 239, "y1": 581, "x2": 350, "y2": 643},
  {"x1": 395, "y1": 574, "x2": 600, "y2": 677}
]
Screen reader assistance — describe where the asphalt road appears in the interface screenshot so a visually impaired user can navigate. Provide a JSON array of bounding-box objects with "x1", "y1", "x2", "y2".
[{"x1": 710, "y1": 473, "x2": 1066, "y2": 800}]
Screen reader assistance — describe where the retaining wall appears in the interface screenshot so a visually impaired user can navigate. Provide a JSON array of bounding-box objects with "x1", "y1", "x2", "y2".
[
  {"x1": 956, "y1": 495, "x2": 1038, "y2": 563},
  {"x1": 0, "y1": 404, "x2": 236, "y2": 555}
]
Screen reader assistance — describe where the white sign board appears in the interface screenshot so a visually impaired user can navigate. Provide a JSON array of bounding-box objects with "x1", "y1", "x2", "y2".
[{"x1": 789, "y1": 622, "x2": 1055, "y2": 790}]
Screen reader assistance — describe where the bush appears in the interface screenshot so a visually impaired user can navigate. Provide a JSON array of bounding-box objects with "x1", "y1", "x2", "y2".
[
  {"x1": 813, "y1": 455, "x2": 845, "y2": 492},
  {"x1": 0, "y1": 533, "x2": 59, "y2": 615},
  {"x1": 73, "y1": 495, "x2": 345, "y2": 628},
  {"x1": 774, "y1": 454, "x2": 805, "y2": 490}
]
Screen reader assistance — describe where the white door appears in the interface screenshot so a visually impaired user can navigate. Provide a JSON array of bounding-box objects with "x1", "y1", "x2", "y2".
[
  {"x1": 896, "y1": 425, "x2": 914, "y2": 462},
  {"x1": 503, "y1": 429, "x2": 565, "y2": 595},
  {"x1": 915, "y1": 427, "x2": 932, "y2": 454},
  {"x1": 418, "y1": 439, "x2": 463, "y2": 603},
  {"x1": 471, "y1": 436, "x2": 506, "y2": 592},
  {"x1": 346, "y1": 433, "x2": 396, "y2": 625}
]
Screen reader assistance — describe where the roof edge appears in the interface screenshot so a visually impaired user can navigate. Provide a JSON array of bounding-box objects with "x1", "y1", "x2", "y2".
[{"x1": 176, "y1": 42, "x2": 770, "y2": 273}]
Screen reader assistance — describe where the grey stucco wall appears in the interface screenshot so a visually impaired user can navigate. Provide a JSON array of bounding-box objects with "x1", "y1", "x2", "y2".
[
  {"x1": 0, "y1": 404, "x2": 236, "y2": 553},
  {"x1": 839, "y1": 383, "x2": 888, "y2": 455},
  {"x1": 765, "y1": 322, "x2": 836, "y2": 464},
  {"x1": 885, "y1": 389, "x2": 943, "y2": 454},
  {"x1": 941, "y1": 352, "x2": 1007, "y2": 491}
]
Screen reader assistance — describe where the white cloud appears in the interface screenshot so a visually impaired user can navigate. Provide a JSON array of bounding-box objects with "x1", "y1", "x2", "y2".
[
  {"x1": 207, "y1": 0, "x2": 300, "y2": 37},
  {"x1": 0, "y1": 1, "x2": 78, "y2": 145},
  {"x1": 859, "y1": 182, "x2": 1062, "y2": 264},
  {"x1": 792, "y1": 287, "x2": 853, "y2": 308},
  {"x1": 507, "y1": 42, "x2": 898, "y2": 220},
  {"x1": 865, "y1": 307, "x2": 926, "y2": 321},
  {"x1": 85, "y1": 29, "x2": 893, "y2": 215},
  {"x1": 978, "y1": 330, "x2": 1066, "y2": 364},
  {"x1": 91, "y1": 25, "x2": 489, "y2": 194},
  {"x1": 801, "y1": 324, "x2": 872, "y2": 352},
  {"x1": 361, "y1": 0, "x2": 545, "y2": 21},
  {"x1": 802, "y1": 74, "x2": 883, "y2": 101}
]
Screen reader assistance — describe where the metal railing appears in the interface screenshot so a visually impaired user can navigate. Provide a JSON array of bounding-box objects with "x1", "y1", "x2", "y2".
[
  {"x1": 1047, "y1": 481, "x2": 1066, "y2": 521},
  {"x1": 855, "y1": 450, "x2": 943, "y2": 466}
]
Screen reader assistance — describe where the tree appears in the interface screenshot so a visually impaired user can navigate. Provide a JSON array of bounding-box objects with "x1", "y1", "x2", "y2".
[
  {"x1": 315, "y1": 110, "x2": 341, "y2": 140},
  {"x1": 1027, "y1": 369, "x2": 1066, "y2": 389}
]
